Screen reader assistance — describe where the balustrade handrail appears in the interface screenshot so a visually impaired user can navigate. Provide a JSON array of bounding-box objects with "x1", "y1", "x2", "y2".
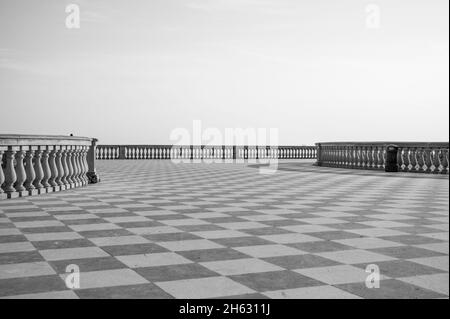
[{"x1": 0, "y1": 134, "x2": 100, "y2": 199}]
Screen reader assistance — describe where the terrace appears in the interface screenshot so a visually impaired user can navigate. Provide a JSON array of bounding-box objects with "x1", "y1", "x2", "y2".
[{"x1": 0, "y1": 136, "x2": 448, "y2": 298}]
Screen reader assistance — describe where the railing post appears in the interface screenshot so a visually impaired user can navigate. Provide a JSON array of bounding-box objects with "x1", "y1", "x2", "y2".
[
  {"x1": 118, "y1": 145, "x2": 126, "y2": 159},
  {"x1": 87, "y1": 138, "x2": 100, "y2": 183},
  {"x1": 385, "y1": 144, "x2": 399, "y2": 172},
  {"x1": 315, "y1": 143, "x2": 322, "y2": 166}
]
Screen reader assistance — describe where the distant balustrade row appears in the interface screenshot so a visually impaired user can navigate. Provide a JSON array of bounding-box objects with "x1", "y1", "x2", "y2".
[
  {"x1": 0, "y1": 135, "x2": 100, "y2": 199},
  {"x1": 316, "y1": 142, "x2": 449, "y2": 174},
  {"x1": 96, "y1": 145, "x2": 317, "y2": 161}
]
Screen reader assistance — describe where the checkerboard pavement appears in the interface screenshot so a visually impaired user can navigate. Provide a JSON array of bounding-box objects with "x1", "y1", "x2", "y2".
[{"x1": 0, "y1": 160, "x2": 448, "y2": 299}]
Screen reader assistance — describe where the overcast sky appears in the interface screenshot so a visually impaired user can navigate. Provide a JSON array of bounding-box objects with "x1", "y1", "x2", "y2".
[{"x1": 0, "y1": 0, "x2": 448, "y2": 145}]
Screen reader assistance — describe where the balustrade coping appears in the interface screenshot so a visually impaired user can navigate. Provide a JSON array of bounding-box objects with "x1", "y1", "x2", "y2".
[
  {"x1": 98, "y1": 144, "x2": 315, "y2": 148},
  {"x1": 0, "y1": 134, "x2": 95, "y2": 147}
]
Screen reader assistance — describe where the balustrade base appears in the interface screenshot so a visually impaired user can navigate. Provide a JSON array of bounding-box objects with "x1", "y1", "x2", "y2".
[{"x1": 1, "y1": 181, "x2": 91, "y2": 200}]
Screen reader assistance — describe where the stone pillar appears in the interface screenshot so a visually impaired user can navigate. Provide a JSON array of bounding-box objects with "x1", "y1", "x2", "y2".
[
  {"x1": 315, "y1": 143, "x2": 322, "y2": 166},
  {"x1": 87, "y1": 138, "x2": 100, "y2": 183}
]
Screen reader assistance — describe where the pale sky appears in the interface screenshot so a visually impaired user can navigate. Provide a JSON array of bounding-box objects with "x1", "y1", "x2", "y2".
[{"x1": 0, "y1": 0, "x2": 448, "y2": 145}]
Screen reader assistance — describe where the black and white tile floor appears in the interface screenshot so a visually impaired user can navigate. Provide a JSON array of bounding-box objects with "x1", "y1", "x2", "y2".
[{"x1": 0, "y1": 160, "x2": 448, "y2": 298}]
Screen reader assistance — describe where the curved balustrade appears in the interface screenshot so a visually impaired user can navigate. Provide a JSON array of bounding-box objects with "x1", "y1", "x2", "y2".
[
  {"x1": 96, "y1": 145, "x2": 317, "y2": 161},
  {"x1": 316, "y1": 142, "x2": 449, "y2": 174},
  {"x1": 0, "y1": 135, "x2": 100, "y2": 199}
]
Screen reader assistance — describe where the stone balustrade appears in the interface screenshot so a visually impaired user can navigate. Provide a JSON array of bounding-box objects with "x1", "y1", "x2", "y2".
[
  {"x1": 0, "y1": 135, "x2": 100, "y2": 199},
  {"x1": 96, "y1": 145, "x2": 317, "y2": 161},
  {"x1": 316, "y1": 142, "x2": 449, "y2": 174}
]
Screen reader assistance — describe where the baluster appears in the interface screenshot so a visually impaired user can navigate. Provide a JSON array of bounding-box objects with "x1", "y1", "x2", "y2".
[
  {"x1": 408, "y1": 147, "x2": 416, "y2": 172},
  {"x1": 424, "y1": 148, "x2": 433, "y2": 173},
  {"x1": 3, "y1": 148, "x2": 16, "y2": 194},
  {"x1": 32, "y1": 148, "x2": 44, "y2": 191},
  {"x1": 0, "y1": 149, "x2": 4, "y2": 194},
  {"x1": 441, "y1": 148, "x2": 448, "y2": 174},
  {"x1": 81, "y1": 147, "x2": 89, "y2": 184},
  {"x1": 417, "y1": 148, "x2": 425, "y2": 172},
  {"x1": 367, "y1": 146, "x2": 374, "y2": 169},
  {"x1": 41, "y1": 148, "x2": 51, "y2": 189},
  {"x1": 355, "y1": 147, "x2": 360, "y2": 168},
  {"x1": 12, "y1": 149, "x2": 26, "y2": 193},
  {"x1": 371, "y1": 146, "x2": 378, "y2": 169},
  {"x1": 70, "y1": 147, "x2": 80, "y2": 185},
  {"x1": 76, "y1": 148, "x2": 85, "y2": 183},
  {"x1": 24, "y1": 149, "x2": 36, "y2": 192},
  {"x1": 432, "y1": 149, "x2": 441, "y2": 174},
  {"x1": 398, "y1": 147, "x2": 406, "y2": 172},
  {"x1": 54, "y1": 148, "x2": 64, "y2": 188},
  {"x1": 65, "y1": 147, "x2": 74, "y2": 186},
  {"x1": 61, "y1": 147, "x2": 70, "y2": 187}
]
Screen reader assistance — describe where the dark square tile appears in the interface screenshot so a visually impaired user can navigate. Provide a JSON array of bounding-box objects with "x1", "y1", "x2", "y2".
[
  {"x1": 0, "y1": 251, "x2": 45, "y2": 265},
  {"x1": 390, "y1": 226, "x2": 443, "y2": 234},
  {"x1": 0, "y1": 234, "x2": 27, "y2": 243},
  {"x1": 0, "y1": 275, "x2": 67, "y2": 297},
  {"x1": 323, "y1": 223, "x2": 368, "y2": 230},
  {"x1": 380, "y1": 235, "x2": 444, "y2": 245},
  {"x1": 136, "y1": 263, "x2": 218, "y2": 282},
  {"x1": 177, "y1": 248, "x2": 251, "y2": 262},
  {"x1": 243, "y1": 227, "x2": 293, "y2": 236},
  {"x1": 176, "y1": 224, "x2": 225, "y2": 232},
  {"x1": 335, "y1": 279, "x2": 447, "y2": 299},
  {"x1": 211, "y1": 236, "x2": 273, "y2": 247},
  {"x1": 75, "y1": 283, "x2": 173, "y2": 299},
  {"x1": 101, "y1": 243, "x2": 168, "y2": 256},
  {"x1": 49, "y1": 257, "x2": 127, "y2": 273},
  {"x1": 263, "y1": 254, "x2": 340, "y2": 269},
  {"x1": 63, "y1": 218, "x2": 107, "y2": 226},
  {"x1": 32, "y1": 238, "x2": 94, "y2": 250},
  {"x1": 230, "y1": 270, "x2": 323, "y2": 292},
  {"x1": 143, "y1": 232, "x2": 202, "y2": 242},
  {"x1": 259, "y1": 220, "x2": 306, "y2": 227},
  {"x1": 9, "y1": 216, "x2": 54, "y2": 222},
  {"x1": 201, "y1": 217, "x2": 246, "y2": 224},
  {"x1": 115, "y1": 221, "x2": 164, "y2": 228},
  {"x1": 20, "y1": 226, "x2": 73, "y2": 233},
  {"x1": 80, "y1": 229, "x2": 133, "y2": 238},
  {"x1": 369, "y1": 246, "x2": 446, "y2": 259},
  {"x1": 288, "y1": 241, "x2": 354, "y2": 253},
  {"x1": 149, "y1": 214, "x2": 186, "y2": 221},
  {"x1": 306, "y1": 231, "x2": 362, "y2": 241}
]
